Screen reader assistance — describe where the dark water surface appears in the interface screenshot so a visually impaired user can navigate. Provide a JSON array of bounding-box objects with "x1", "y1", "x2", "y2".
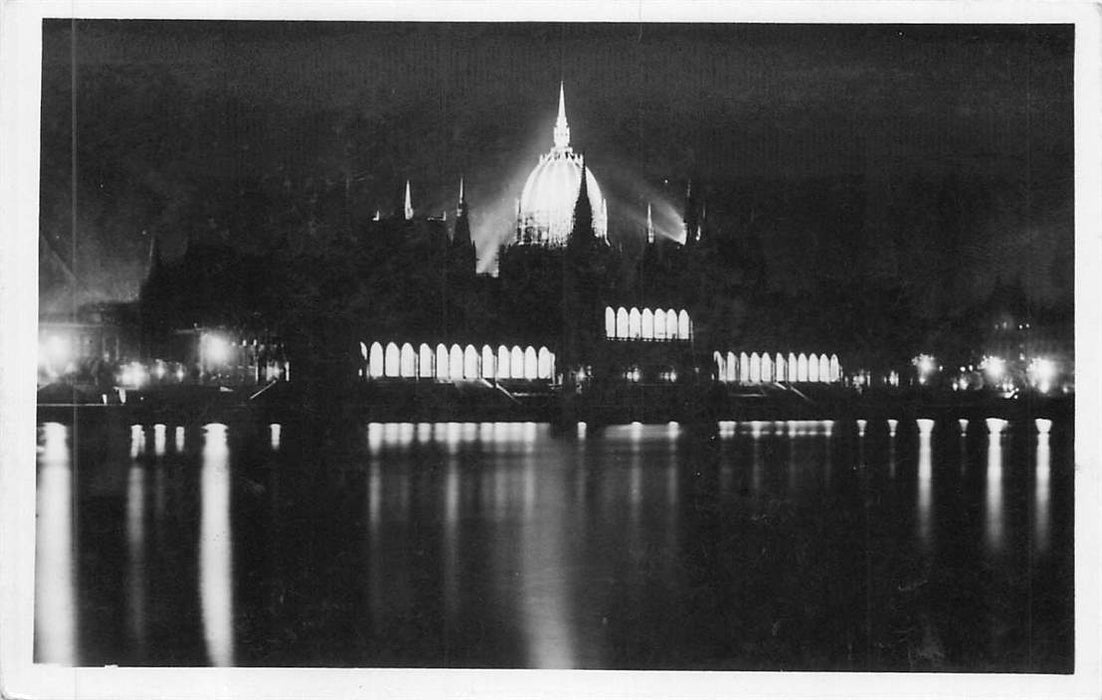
[{"x1": 35, "y1": 416, "x2": 1073, "y2": 671}]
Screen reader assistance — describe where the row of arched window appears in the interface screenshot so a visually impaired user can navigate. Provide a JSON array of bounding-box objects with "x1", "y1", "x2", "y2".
[
  {"x1": 361, "y1": 342, "x2": 556, "y2": 381},
  {"x1": 715, "y1": 351, "x2": 842, "y2": 384},
  {"x1": 604, "y1": 307, "x2": 692, "y2": 341}
]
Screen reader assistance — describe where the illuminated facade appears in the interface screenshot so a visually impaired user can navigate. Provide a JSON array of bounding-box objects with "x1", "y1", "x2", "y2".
[{"x1": 515, "y1": 83, "x2": 608, "y2": 246}]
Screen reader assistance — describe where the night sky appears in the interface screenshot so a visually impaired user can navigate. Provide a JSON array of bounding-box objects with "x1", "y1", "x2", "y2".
[{"x1": 39, "y1": 21, "x2": 1073, "y2": 319}]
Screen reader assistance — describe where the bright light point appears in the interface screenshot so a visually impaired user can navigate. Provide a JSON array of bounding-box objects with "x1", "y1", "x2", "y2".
[
  {"x1": 857, "y1": 419, "x2": 867, "y2": 437},
  {"x1": 205, "y1": 334, "x2": 232, "y2": 365},
  {"x1": 958, "y1": 419, "x2": 969, "y2": 434},
  {"x1": 1035, "y1": 418, "x2": 1052, "y2": 435},
  {"x1": 888, "y1": 419, "x2": 898, "y2": 437},
  {"x1": 912, "y1": 354, "x2": 937, "y2": 381},
  {"x1": 577, "y1": 422, "x2": 587, "y2": 439},
  {"x1": 917, "y1": 418, "x2": 935, "y2": 435}
]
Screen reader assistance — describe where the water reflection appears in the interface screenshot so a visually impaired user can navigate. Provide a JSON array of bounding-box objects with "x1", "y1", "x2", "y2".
[
  {"x1": 153, "y1": 423, "x2": 167, "y2": 456},
  {"x1": 985, "y1": 420, "x2": 1007, "y2": 554},
  {"x1": 35, "y1": 423, "x2": 77, "y2": 665},
  {"x1": 174, "y1": 426, "x2": 186, "y2": 452},
  {"x1": 200, "y1": 424, "x2": 234, "y2": 666},
  {"x1": 1035, "y1": 431, "x2": 1051, "y2": 554},
  {"x1": 269, "y1": 423, "x2": 281, "y2": 450},
  {"x1": 126, "y1": 434, "x2": 148, "y2": 655},
  {"x1": 916, "y1": 419, "x2": 934, "y2": 548}
]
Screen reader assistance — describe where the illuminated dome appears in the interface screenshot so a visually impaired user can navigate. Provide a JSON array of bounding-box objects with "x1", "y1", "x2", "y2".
[{"x1": 515, "y1": 84, "x2": 608, "y2": 246}]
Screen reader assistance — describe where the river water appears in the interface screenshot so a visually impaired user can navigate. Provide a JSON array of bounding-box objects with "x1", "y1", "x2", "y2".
[{"x1": 35, "y1": 416, "x2": 1073, "y2": 671}]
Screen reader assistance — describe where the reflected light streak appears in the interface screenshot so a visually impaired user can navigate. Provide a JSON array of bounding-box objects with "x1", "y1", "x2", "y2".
[
  {"x1": 888, "y1": 419, "x2": 898, "y2": 438},
  {"x1": 127, "y1": 457, "x2": 148, "y2": 653},
  {"x1": 916, "y1": 422, "x2": 934, "y2": 548},
  {"x1": 985, "y1": 429, "x2": 1005, "y2": 554},
  {"x1": 35, "y1": 423, "x2": 77, "y2": 665},
  {"x1": 577, "y1": 421, "x2": 587, "y2": 439},
  {"x1": 367, "y1": 422, "x2": 383, "y2": 455},
  {"x1": 130, "y1": 424, "x2": 145, "y2": 457},
  {"x1": 857, "y1": 419, "x2": 867, "y2": 438},
  {"x1": 823, "y1": 420, "x2": 834, "y2": 438},
  {"x1": 1035, "y1": 418, "x2": 1053, "y2": 435},
  {"x1": 153, "y1": 423, "x2": 166, "y2": 456},
  {"x1": 1035, "y1": 433, "x2": 1051, "y2": 554},
  {"x1": 174, "y1": 426, "x2": 186, "y2": 453},
  {"x1": 269, "y1": 423, "x2": 281, "y2": 451},
  {"x1": 417, "y1": 422, "x2": 434, "y2": 444},
  {"x1": 200, "y1": 424, "x2": 234, "y2": 666},
  {"x1": 958, "y1": 419, "x2": 969, "y2": 436},
  {"x1": 751, "y1": 434, "x2": 763, "y2": 496}
]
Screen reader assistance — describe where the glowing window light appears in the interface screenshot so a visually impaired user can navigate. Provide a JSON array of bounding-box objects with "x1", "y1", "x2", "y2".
[
  {"x1": 654, "y1": 309, "x2": 667, "y2": 340},
  {"x1": 384, "y1": 343, "x2": 401, "y2": 378},
  {"x1": 399, "y1": 343, "x2": 416, "y2": 378},
  {"x1": 788, "y1": 353, "x2": 798, "y2": 381},
  {"x1": 628, "y1": 308, "x2": 642, "y2": 339},
  {"x1": 537, "y1": 347, "x2": 553, "y2": 379},
  {"x1": 818, "y1": 355, "x2": 830, "y2": 383},
  {"x1": 912, "y1": 353, "x2": 937, "y2": 385},
  {"x1": 511, "y1": 346, "x2": 525, "y2": 378},
  {"x1": 498, "y1": 345, "x2": 511, "y2": 379},
  {"x1": 369, "y1": 342, "x2": 385, "y2": 379},
  {"x1": 419, "y1": 344, "x2": 435, "y2": 378},
  {"x1": 464, "y1": 345, "x2": 480, "y2": 379},
  {"x1": 761, "y1": 353, "x2": 773, "y2": 382},
  {"x1": 678, "y1": 310, "x2": 690, "y2": 340},
  {"x1": 808, "y1": 354, "x2": 820, "y2": 382},
  {"x1": 204, "y1": 333, "x2": 232, "y2": 366},
  {"x1": 436, "y1": 344, "x2": 450, "y2": 380},
  {"x1": 1028, "y1": 358, "x2": 1057, "y2": 392},
  {"x1": 982, "y1": 356, "x2": 1006, "y2": 382},
  {"x1": 642, "y1": 308, "x2": 654, "y2": 339},
  {"x1": 482, "y1": 345, "x2": 496, "y2": 380},
  {"x1": 797, "y1": 354, "x2": 809, "y2": 382},
  {"x1": 359, "y1": 341, "x2": 368, "y2": 360},
  {"x1": 830, "y1": 355, "x2": 840, "y2": 382},
  {"x1": 524, "y1": 347, "x2": 538, "y2": 379},
  {"x1": 775, "y1": 354, "x2": 786, "y2": 382},
  {"x1": 727, "y1": 352, "x2": 737, "y2": 382},
  {"x1": 449, "y1": 344, "x2": 464, "y2": 380},
  {"x1": 666, "y1": 309, "x2": 678, "y2": 340},
  {"x1": 739, "y1": 353, "x2": 750, "y2": 383},
  {"x1": 714, "y1": 352, "x2": 726, "y2": 382},
  {"x1": 749, "y1": 353, "x2": 762, "y2": 383},
  {"x1": 616, "y1": 307, "x2": 629, "y2": 339},
  {"x1": 604, "y1": 307, "x2": 615, "y2": 339}
]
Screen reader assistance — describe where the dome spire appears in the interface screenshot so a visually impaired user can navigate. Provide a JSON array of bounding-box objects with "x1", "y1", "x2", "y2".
[
  {"x1": 404, "y1": 180, "x2": 413, "y2": 220},
  {"x1": 646, "y1": 203, "x2": 655, "y2": 244},
  {"x1": 553, "y1": 81, "x2": 571, "y2": 151}
]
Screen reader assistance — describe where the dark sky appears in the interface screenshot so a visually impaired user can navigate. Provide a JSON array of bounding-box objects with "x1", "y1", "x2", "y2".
[{"x1": 39, "y1": 21, "x2": 1073, "y2": 316}]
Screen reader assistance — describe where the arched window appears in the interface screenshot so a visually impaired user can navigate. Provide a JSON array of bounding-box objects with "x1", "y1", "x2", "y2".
[
  {"x1": 749, "y1": 352, "x2": 762, "y2": 383},
  {"x1": 384, "y1": 343, "x2": 401, "y2": 378},
  {"x1": 419, "y1": 344, "x2": 435, "y2": 379},
  {"x1": 797, "y1": 353, "x2": 809, "y2": 382},
  {"x1": 511, "y1": 346, "x2": 525, "y2": 378},
  {"x1": 714, "y1": 352, "x2": 726, "y2": 382},
  {"x1": 537, "y1": 347, "x2": 553, "y2": 379},
  {"x1": 654, "y1": 309, "x2": 667, "y2": 340},
  {"x1": 400, "y1": 343, "x2": 416, "y2": 378},
  {"x1": 436, "y1": 344, "x2": 450, "y2": 380},
  {"x1": 449, "y1": 344, "x2": 464, "y2": 380},
  {"x1": 628, "y1": 308, "x2": 642, "y2": 339},
  {"x1": 761, "y1": 353, "x2": 773, "y2": 383},
  {"x1": 666, "y1": 309, "x2": 678, "y2": 339},
  {"x1": 819, "y1": 354, "x2": 830, "y2": 383},
  {"x1": 616, "y1": 307, "x2": 629, "y2": 339},
  {"x1": 464, "y1": 345, "x2": 479, "y2": 378},
  {"x1": 369, "y1": 342, "x2": 384, "y2": 379},
  {"x1": 808, "y1": 354, "x2": 820, "y2": 382},
  {"x1": 739, "y1": 352, "x2": 750, "y2": 383},
  {"x1": 524, "y1": 347, "x2": 538, "y2": 379},
  {"x1": 775, "y1": 353, "x2": 787, "y2": 382},
  {"x1": 727, "y1": 351, "x2": 737, "y2": 383},
  {"x1": 482, "y1": 346, "x2": 496, "y2": 379},
  {"x1": 829, "y1": 354, "x2": 841, "y2": 382},
  {"x1": 604, "y1": 307, "x2": 615, "y2": 339},
  {"x1": 678, "y1": 310, "x2": 691, "y2": 340},
  {"x1": 642, "y1": 308, "x2": 654, "y2": 339},
  {"x1": 788, "y1": 353, "x2": 798, "y2": 381},
  {"x1": 497, "y1": 345, "x2": 511, "y2": 379}
]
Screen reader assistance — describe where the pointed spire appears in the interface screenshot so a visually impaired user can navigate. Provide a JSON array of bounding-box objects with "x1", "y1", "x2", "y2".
[
  {"x1": 553, "y1": 81, "x2": 571, "y2": 151},
  {"x1": 570, "y1": 156, "x2": 593, "y2": 244},
  {"x1": 457, "y1": 177, "x2": 467, "y2": 219},
  {"x1": 145, "y1": 229, "x2": 163, "y2": 282},
  {"x1": 404, "y1": 180, "x2": 413, "y2": 220},
  {"x1": 646, "y1": 203, "x2": 655, "y2": 244}
]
